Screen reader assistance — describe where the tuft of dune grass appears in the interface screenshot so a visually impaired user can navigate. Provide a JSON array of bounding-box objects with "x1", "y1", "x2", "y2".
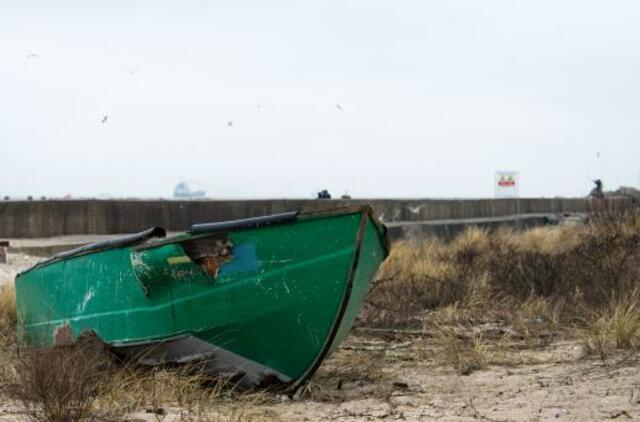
[
  {"x1": 583, "y1": 289, "x2": 640, "y2": 362},
  {"x1": 95, "y1": 364, "x2": 229, "y2": 419},
  {"x1": 0, "y1": 286, "x2": 17, "y2": 393},
  {"x1": 431, "y1": 327, "x2": 487, "y2": 375},
  {"x1": 0, "y1": 286, "x2": 16, "y2": 343}
]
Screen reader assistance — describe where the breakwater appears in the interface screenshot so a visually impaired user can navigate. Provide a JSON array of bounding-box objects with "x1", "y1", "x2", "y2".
[{"x1": 0, "y1": 197, "x2": 632, "y2": 239}]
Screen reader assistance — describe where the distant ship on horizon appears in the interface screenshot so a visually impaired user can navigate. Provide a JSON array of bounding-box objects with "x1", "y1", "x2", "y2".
[{"x1": 173, "y1": 182, "x2": 206, "y2": 198}]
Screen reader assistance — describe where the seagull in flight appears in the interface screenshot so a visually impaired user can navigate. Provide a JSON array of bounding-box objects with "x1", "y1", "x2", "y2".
[
  {"x1": 336, "y1": 102, "x2": 343, "y2": 111},
  {"x1": 126, "y1": 68, "x2": 141, "y2": 76},
  {"x1": 227, "y1": 120, "x2": 233, "y2": 127},
  {"x1": 101, "y1": 115, "x2": 108, "y2": 124},
  {"x1": 26, "y1": 53, "x2": 40, "y2": 59}
]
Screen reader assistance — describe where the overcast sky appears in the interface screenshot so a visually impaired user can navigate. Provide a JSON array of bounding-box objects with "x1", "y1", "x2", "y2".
[{"x1": 1, "y1": 1, "x2": 639, "y2": 199}]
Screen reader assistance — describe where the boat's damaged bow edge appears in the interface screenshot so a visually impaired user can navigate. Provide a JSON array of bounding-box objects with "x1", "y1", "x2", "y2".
[
  {"x1": 289, "y1": 206, "x2": 385, "y2": 395},
  {"x1": 113, "y1": 335, "x2": 293, "y2": 389}
]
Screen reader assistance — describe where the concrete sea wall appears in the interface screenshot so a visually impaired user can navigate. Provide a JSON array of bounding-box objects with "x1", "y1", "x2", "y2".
[{"x1": 0, "y1": 197, "x2": 633, "y2": 239}]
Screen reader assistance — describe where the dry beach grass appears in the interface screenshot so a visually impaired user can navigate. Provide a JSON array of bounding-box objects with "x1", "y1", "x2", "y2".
[
  {"x1": 1, "y1": 209, "x2": 640, "y2": 419},
  {"x1": 363, "y1": 209, "x2": 640, "y2": 360}
]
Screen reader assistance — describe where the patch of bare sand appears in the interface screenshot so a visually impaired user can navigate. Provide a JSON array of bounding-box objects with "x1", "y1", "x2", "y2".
[{"x1": 260, "y1": 339, "x2": 640, "y2": 421}]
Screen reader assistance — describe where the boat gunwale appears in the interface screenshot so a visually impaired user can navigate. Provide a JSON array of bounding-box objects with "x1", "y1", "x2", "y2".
[
  {"x1": 16, "y1": 227, "x2": 167, "y2": 277},
  {"x1": 17, "y1": 205, "x2": 387, "y2": 277}
]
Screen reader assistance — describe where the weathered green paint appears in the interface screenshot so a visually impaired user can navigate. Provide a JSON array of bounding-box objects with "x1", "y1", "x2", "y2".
[{"x1": 15, "y1": 207, "x2": 388, "y2": 386}]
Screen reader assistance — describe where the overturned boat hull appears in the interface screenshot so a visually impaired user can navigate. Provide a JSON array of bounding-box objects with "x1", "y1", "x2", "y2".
[{"x1": 15, "y1": 206, "x2": 388, "y2": 390}]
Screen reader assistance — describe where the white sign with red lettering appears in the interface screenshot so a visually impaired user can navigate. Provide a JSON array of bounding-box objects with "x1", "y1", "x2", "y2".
[{"x1": 495, "y1": 171, "x2": 519, "y2": 198}]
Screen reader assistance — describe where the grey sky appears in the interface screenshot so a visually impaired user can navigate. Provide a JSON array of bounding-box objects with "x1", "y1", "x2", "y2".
[{"x1": 1, "y1": 1, "x2": 639, "y2": 199}]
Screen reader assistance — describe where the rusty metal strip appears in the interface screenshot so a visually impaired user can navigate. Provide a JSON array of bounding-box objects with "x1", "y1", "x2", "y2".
[
  {"x1": 190, "y1": 211, "x2": 299, "y2": 234},
  {"x1": 135, "y1": 206, "x2": 370, "y2": 252}
]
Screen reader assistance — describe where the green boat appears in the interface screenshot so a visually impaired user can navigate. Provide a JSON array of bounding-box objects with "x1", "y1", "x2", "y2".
[{"x1": 15, "y1": 206, "x2": 389, "y2": 390}]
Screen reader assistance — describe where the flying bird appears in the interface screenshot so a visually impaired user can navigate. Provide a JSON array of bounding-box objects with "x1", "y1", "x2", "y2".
[
  {"x1": 26, "y1": 53, "x2": 39, "y2": 59},
  {"x1": 227, "y1": 120, "x2": 233, "y2": 127},
  {"x1": 101, "y1": 115, "x2": 108, "y2": 124},
  {"x1": 336, "y1": 102, "x2": 343, "y2": 111},
  {"x1": 126, "y1": 68, "x2": 141, "y2": 76}
]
